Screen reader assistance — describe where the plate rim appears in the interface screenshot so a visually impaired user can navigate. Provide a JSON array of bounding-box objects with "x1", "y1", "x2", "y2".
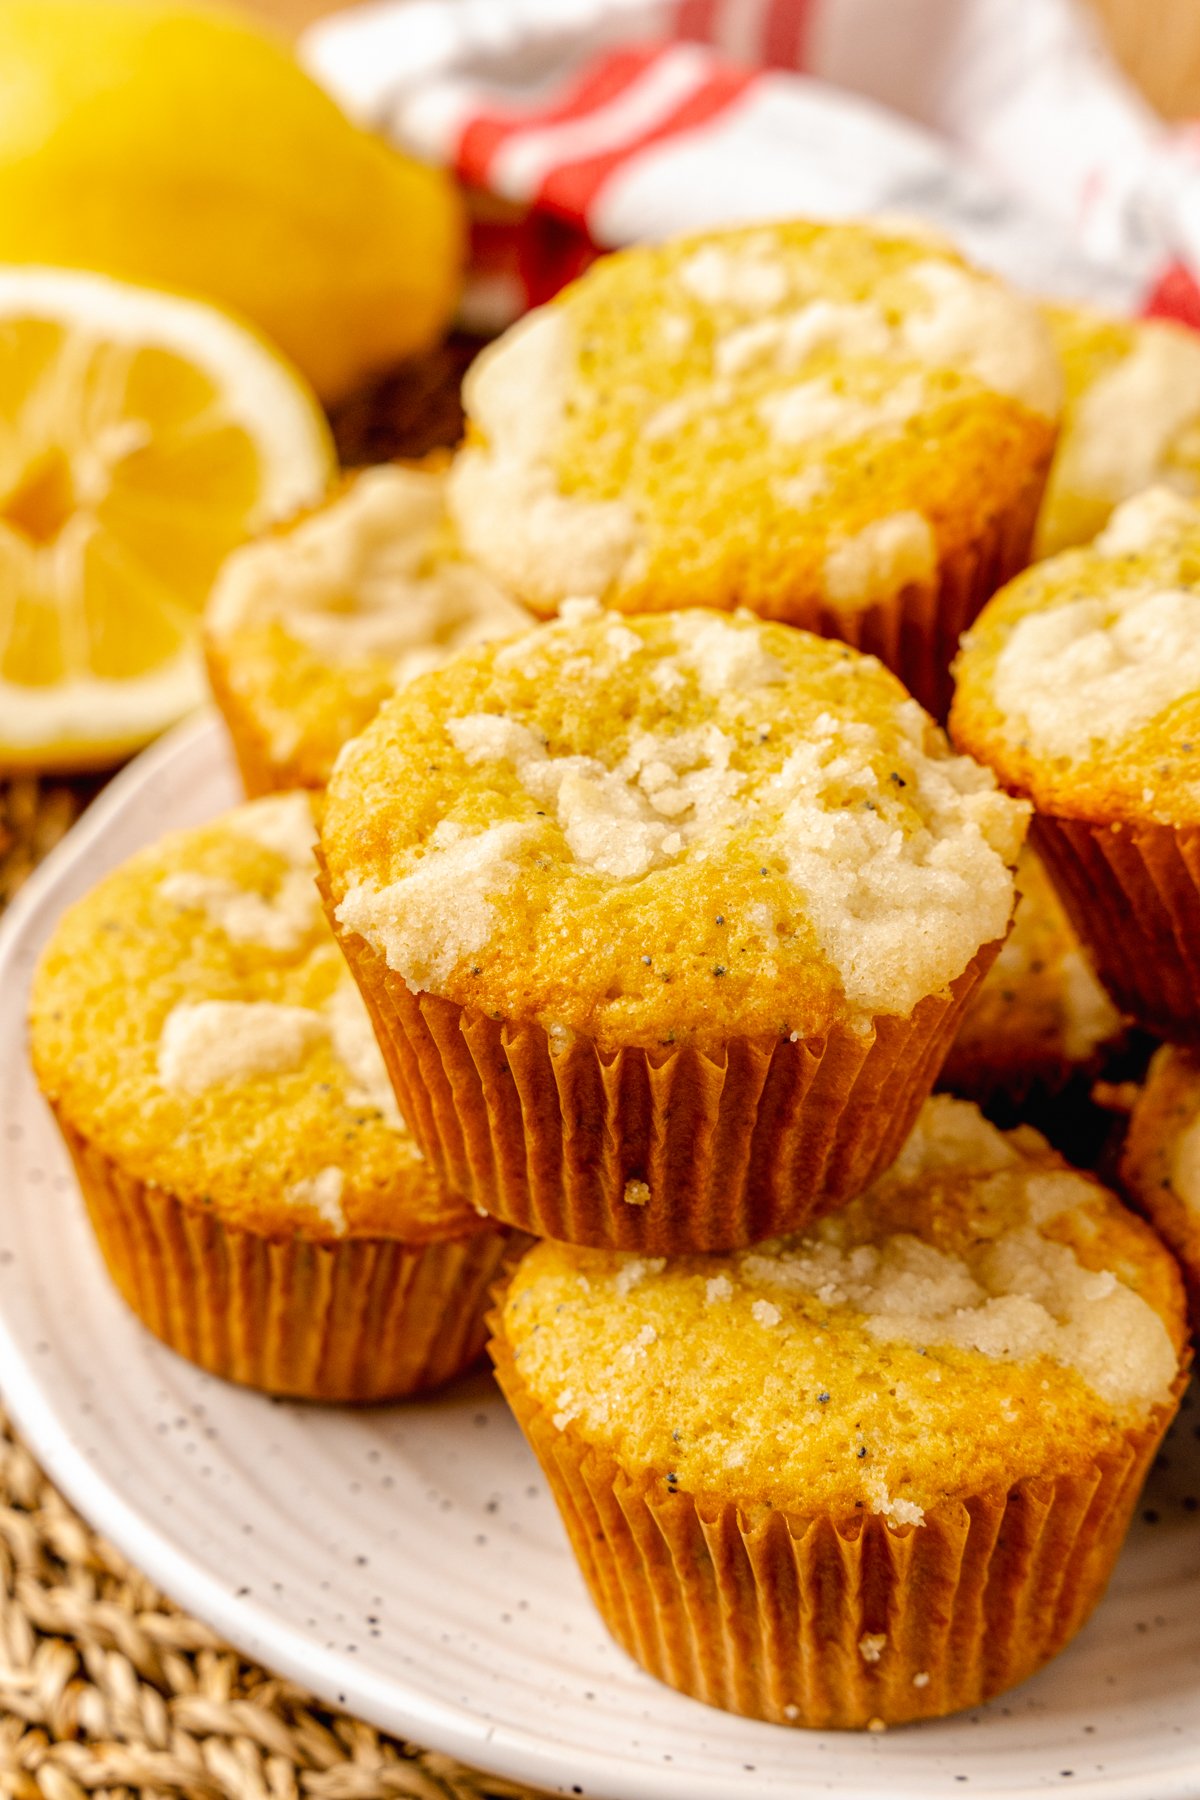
[{"x1": 1, "y1": 713, "x2": 1198, "y2": 1800}]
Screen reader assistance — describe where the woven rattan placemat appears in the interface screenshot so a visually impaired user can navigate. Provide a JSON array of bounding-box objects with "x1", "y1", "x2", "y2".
[{"x1": 0, "y1": 353, "x2": 543, "y2": 1800}]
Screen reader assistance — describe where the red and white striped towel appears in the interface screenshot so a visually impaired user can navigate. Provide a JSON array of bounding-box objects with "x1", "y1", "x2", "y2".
[{"x1": 304, "y1": 0, "x2": 1200, "y2": 329}]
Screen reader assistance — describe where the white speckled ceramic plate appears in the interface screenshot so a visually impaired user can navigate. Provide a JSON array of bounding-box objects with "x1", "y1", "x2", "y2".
[{"x1": 2, "y1": 712, "x2": 1200, "y2": 1800}]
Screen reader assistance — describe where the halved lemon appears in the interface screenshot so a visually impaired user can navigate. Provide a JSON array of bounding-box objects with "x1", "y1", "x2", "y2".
[{"x1": 0, "y1": 267, "x2": 335, "y2": 770}]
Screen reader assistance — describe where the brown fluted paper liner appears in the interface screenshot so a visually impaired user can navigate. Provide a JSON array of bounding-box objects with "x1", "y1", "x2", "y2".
[
  {"x1": 491, "y1": 1323, "x2": 1187, "y2": 1729},
  {"x1": 1033, "y1": 813, "x2": 1200, "y2": 1044},
  {"x1": 55, "y1": 1110, "x2": 513, "y2": 1402},
  {"x1": 321, "y1": 851, "x2": 1002, "y2": 1252},
  {"x1": 797, "y1": 463, "x2": 1048, "y2": 720},
  {"x1": 204, "y1": 644, "x2": 293, "y2": 799}
]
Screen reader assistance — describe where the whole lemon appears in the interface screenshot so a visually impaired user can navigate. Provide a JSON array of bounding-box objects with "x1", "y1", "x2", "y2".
[{"x1": 0, "y1": 0, "x2": 464, "y2": 404}]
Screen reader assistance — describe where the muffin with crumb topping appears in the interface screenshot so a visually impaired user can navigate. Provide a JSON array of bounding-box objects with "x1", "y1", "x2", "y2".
[
  {"x1": 205, "y1": 463, "x2": 531, "y2": 794},
  {"x1": 492, "y1": 1095, "x2": 1188, "y2": 1728},
  {"x1": 448, "y1": 218, "x2": 1061, "y2": 715},
  {"x1": 1036, "y1": 302, "x2": 1200, "y2": 559},
  {"x1": 1122, "y1": 1045, "x2": 1200, "y2": 1327},
  {"x1": 29, "y1": 792, "x2": 514, "y2": 1399},
  {"x1": 940, "y1": 847, "x2": 1124, "y2": 1108},
  {"x1": 319, "y1": 604, "x2": 1026, "y2": 1253},
  {"x1": 952, "y1": 485, "x2": 1200, "y2": 1042}
]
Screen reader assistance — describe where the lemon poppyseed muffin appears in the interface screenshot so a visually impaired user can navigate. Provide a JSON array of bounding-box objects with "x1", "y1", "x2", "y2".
[
  {"x1": 1036, "y1": 302, "x2": 1200, "y2": 559},
  {"x1": 952, "y1": 485, "x2": 1200, "y2": 1042},
  {"x1": 205, "y1": 463, "x2": 531, "y2": 793},
  {"x1": 320, "y1": 604, "x2": 1027, "y2": 1252},
  {"x1": 448, "y1": 218, "x2": 1061, "y2": 715},
  {"x1": 492, "y1": 1095, "x2": 1188, "y2": 1728},
  {"x1": 30, "y1": 792, "x2": 514, "y2": 1399},
  {"x1": 940, "y1": 847, "x2": 1123, "y2": 1109}
]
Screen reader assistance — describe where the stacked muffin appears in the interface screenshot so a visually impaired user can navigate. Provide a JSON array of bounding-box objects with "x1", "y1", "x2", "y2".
[{"x1": 29, "y1": 217, "x2": 1197, "y2": 1733}]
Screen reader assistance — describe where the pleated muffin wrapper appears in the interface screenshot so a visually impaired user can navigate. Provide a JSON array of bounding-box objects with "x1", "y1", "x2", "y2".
[
  {"x1": 785, "y1": 457, "x2": 1049, "y2": 722},
  {"x1": 54, "y1": 1107, "x2": 519, "y2": 1403},
  {"x1": 321, "y1": 854, "x2": 1003, "y2": 1253},
  {"x1": 490, "y1": 1321, "x2": 1189, "y2": 1730},
  {"x1": 1032, "y1": 813, "x2": 1200, "y2": 1045}
]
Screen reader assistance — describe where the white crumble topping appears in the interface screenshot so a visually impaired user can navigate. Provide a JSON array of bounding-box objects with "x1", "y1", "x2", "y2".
[
  {"x1": 1058, "y1": 946, "x2": 1123, "y2": 1063},
  {"x1": 1058, "y1": 330, "x2": 1200, "y2": 518},
  {"x1": 751, "y1": 1298, "x2": 782, "y2": 1327},
  {"x1": 448, "y1": 306, "x2": 642, "y2": 607},
  {"x1": 159, "y1": 868, "x2": 322, "y2": 954},
  {"x1": 858, "y1": 1633, "x2": 888, "y2": 1663},
  {"x1": 207, "y1": 467, "x2": 529, "y2": 713},
  {"x1": 912, "y1": 1671, "x2": 931, "y2": 1689},
  {"x1": 284, "y1": 1165, "x2": 346, "y2": 1235},
  {"x1": 659, "y1": 311, "x2": 692, "y2": 349},
  {"x1": 886, "y1": 1094, "x2": 1023, "y2": 1181},
  {"x1": 673, "y1": 612, "x2": 786, "y2": 696},
  {"x1": 762, "y1": 706, "x2": 1022, "y2": 1016},
  {"x1": 448, "y1": 231, "x2": 1058, "y2": 613},
  {"x1": 730, "y1": 1105, "x2": 1177, "y2": 1415},
  {"x1": 864, "y1": 1479, "x2": 926, "y2": 1528},
  {"x1": 991, "y1": 581, "x2": 1200, "y2": 762},
  {"x1": 227, "y1": 793, "x2": 317, "y2": 867},
  {"x1": 900, "y1": 260, "x2": 1062, "y2": 418},
  {"x1": 822, "y1": 512, "x2": 936, "y2": 610},
  {"x1": 448, "y1": 710, "x2": 743, "y2": 883},
  {"x1": 348, "y1": 612, "x2": 1022, "y2": 1015},
  {"x1": 712, "y1": 300, "x2": 891, "y2": 379},
  {"x1": 706, "y1": 1275, "x2": 733, "y2": 1304},
  {"x1": 775, "y1": 465, "x2": 832, "y2": 512},
  {"x1": 614, "y1": 1257, "x2": 666, "y2": 1295},
  {"x1": 336, "y1": 819, "x2": 539, "y2": 992},
  {"x1": 622, "y1": 1179, "x2": 651, "y2": 1208},
  {"x1": 759, "y1": 372, "x2": 927, "y2": 448},
  {"x1": 322, "y1": 980, "x2": 405, "y2": 1130},
  {"x1": 677, "y1": 243, "x2": 788, "y2": 310},
  {"x1": 157, "y1": 1000, "x2": 326, "y2": 1094},
  {"x1": 1094, "y1": 485, "x2": 1200, "y2": 557},
  {"x1": 553, "y1": 1389, "x2": 579, "y2": 1431},
  {"x1": 604, "y1": 622, "x2": 643, "y2": 660},
  {"x1": 651, "y1": 661, "x2": 686, "y2": 696},
  {"x1": 155, "y1": 984, "x2": 403, "y2": 1132}
]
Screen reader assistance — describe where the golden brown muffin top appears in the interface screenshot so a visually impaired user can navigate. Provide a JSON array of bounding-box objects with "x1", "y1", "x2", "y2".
[
  {"x1": 951, "y1": 487, "x2": 1200, "y2": 825},
  {"x1": 321, "y1": 607, "x2": 1026, "y2": 1051},
  {"x1": 29, "y1": 794, "x2": 486, "y2": 1243},
  {"x1": 940, "y1": 847, "x2": 1122, "y2": 1103},
  {"x1": 1036, "y1": 302, "x2": 1200, "y2": 559},
  {"x1": 204, "y1": 464, "x2": 531, "y2": 791},
  {"x1": 501, "y1": 1096, "x2": 1187, "y2": 1524},
  {"x1": 448, "y1": 218, "x2": 1060, "y2": 619},
  {"x1": 1122, "y1": 1044, "x2": 1200, "y2": 1314}
]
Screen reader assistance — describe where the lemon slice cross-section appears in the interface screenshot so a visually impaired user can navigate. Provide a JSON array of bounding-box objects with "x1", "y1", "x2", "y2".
[{"x1": 0, "y1": 267, "x2": 335, "y2": 770}]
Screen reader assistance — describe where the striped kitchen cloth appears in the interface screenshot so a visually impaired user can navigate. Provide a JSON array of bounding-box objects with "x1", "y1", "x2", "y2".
[{"x1": 304, "y1": 0, "x2": 1200, "y2": 327}]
